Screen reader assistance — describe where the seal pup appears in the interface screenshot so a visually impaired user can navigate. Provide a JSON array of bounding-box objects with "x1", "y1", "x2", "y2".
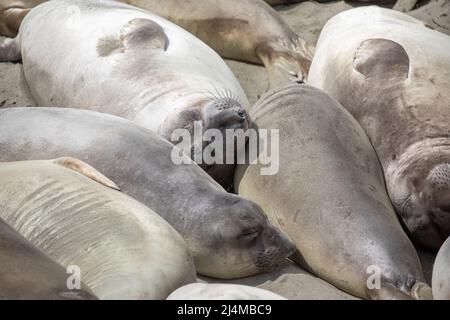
[
  {"x1": 0, "y1": 218, "x2": 97, "y2": 300},
  {"x1": 167, "y1": 283, "x2": 286, "y2": 300},
  {"x1": 432, "y1": 236, "x2": 450, "y2": 299},
  {"x1": 0, "y1": 0, "x2": 251, "y2": 188},
  {"x1": 0, "y1": 158, "x2": 196, "y2": 299},
  {"x1": 121, "y1": 0, "x2": 313, "y2": 87},
  {"x1": 308, "y1": 6, "x2": 450, "y2": 250},
  {"x1": 235, "y1": 84, "x2": 431, "y2": 300},
  {"x1": 0, "y1": 107, "x2": 295, "y2": 279}
]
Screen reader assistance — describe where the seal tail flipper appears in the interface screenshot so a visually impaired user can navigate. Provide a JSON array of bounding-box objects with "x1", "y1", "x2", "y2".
[
  {"x1": 256, "y1": 37, "x2": 314, "y2": 89},
  {"x1": 0, "y1": 36, "x2": 21, "y2": 62},
  {"x1": 52, "y1": 157, "x2": 120, "y2": 191},
  {"x1": 0, "y1": 8, "x2": 31, "y2": 38}
]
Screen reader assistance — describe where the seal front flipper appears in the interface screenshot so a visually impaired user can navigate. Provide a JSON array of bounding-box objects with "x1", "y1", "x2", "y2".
[
  {"x1": 353, "y1": 38, "x2": 410, "y2": 80},
  {"x1": 53, "y1": 157, "x2": 120, "y2": 191},
  {"x1": 256, "y1": 38, "x2": 314, "y2": 89},
  {"x1": 97, "y1": 18, "x2": 169, "y2": 57},
  {"x1": 0, "y1": 36, "x2": 21, "y2": 62}
]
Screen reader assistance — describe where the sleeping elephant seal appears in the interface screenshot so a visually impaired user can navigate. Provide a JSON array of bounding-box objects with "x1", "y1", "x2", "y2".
[
  {"x1": 235, "y1": 84, "x2": 430, "y2": 300},
  {"x1": 0, "y1": 0, "x2": 251, "y2": 189},
  {"x1": 432, "y1": 237, "x2": 450, "y2": 299},
  {"x1": 308, "y1": 7, "x2": 450, "y2": 250},
  {"x1": 167, "y1": 283, "x2": 286, "y2": 300},
  {"x1": 0, "y1": 218, "x2": 96, "y2": 300},
  {"x1": 0, "y1": 158, "x2": 196, "y2": 300},
  {"x1": 121, "y1": 0, "x2": 313, "y2": 86},
  {"x1": 0, "y1": 0, "x2": 313, "y2": 86},
  {"x1": 0, "y1": 107, "x2": 295, "y2": 279}
]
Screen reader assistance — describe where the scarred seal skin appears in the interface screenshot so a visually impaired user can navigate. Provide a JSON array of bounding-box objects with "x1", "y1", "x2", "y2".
[
  {"x1": 308, "y1": 7, "x2": 450, "y2": 250},
  {"x1": 0, "y1": 0, "x2": 252, "y2": 189},
  {"x1": 0, "y1": 107, "x2": 295, "y2": 280},
  {"x1": 166, "y1": 283, "x2": 286, "y2": 300},
  {"x1": 235, "y1": 84, "x2": 431, "y2": 300},
  {"x1": 432, "y1": 237, "x2": 450, "y2": 299},
  {"x1": 0, "y1": 158, "x2": 197, "y2": 300},
  {"x1": 0, "y1": 217, "x2": 97, "y2": 300}
]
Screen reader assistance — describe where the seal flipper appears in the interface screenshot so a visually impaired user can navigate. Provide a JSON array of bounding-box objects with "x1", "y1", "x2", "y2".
[
  {"x1": 0, "y1": 36, "x2": 21, "y2": 62},
  {"x1": 368, "y1": 282, "x2": 413, "y2": 300},
  {"x1": 256, "y1": 37, "x2": 314, "y2": 89},
  {"x1": 53, "y1": 157, "x2": 120, "y2": 191},
  {"x1": 120, "y1": 18, "x2": 169, "y2": 51},
  {"x1": 353, "y1": 38, "x2": 410, "y2": 80}
]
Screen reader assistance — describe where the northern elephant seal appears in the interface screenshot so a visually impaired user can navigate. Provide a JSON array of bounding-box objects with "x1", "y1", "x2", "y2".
[
  {"x1": 121, "y1": 0, "x2": 313, "y2": 86},
  {"x1": 0, "y1": 217, "x2": 96, "y2": 300},
  {"x1": 308, "y1": 7, "x2": 450, "y2": 250},
  {"x1": 0, "y1": 0, "x2": 251, "y2": 189},
  {"x1": 432, "y1": 236, "x2": 450, "y2": 299},
  {"x1": 235, "y1": 84, "x2": 430, "y2": 300},
  {"x1": 0, "y1": 107, "x2": 295, "y2": 279},
  {"x1": 167, "y1": 283, "x2": 286, "y2": 300},
  {"x1": 0, "y1": 158, "x2": 196, "y2": 299},
  {"x1": 0, "y1": 0, "x2": 313, "y2": 87}
]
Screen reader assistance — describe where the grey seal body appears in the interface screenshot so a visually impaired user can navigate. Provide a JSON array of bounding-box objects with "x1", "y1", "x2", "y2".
[
  {"x1": 308, "y1": 7, "x2": 450, "y2": 250},
  {"x1": 167, "y1": 283, "x2": 286, "y2": 300},
  {"x1": 0, "y1": 0, "x2": 251, "y2": 188},
  {"x1": 235, "y1": 84, "x2": 429, "y2": 300},
  {"x1": 0, "y1": 107, "x2": 295, "y2": 279},
  {"x1": 0, "y1": 158, "x2": 196, "y2": 299},
  {"x1": 0, "y1": 217, "x2": 97, "y2": 300},
  {"x1": 432, "y1": 237, "x2": 450, "y2": 299}
]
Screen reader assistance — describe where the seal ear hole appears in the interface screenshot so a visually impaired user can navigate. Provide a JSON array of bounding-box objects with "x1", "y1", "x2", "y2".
[{"x1": 353, "y1": 38, "x2": 410, "y2": 79}]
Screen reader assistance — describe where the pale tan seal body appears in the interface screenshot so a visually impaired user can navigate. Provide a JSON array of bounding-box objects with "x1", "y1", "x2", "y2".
[
  {"x1": 235, "y1": 84, "x2": 430, "y2": 300},
  {"x1": 0, "y1": 0, "x2": 45, "y2": 37},
  {"x1": 0, "y1": 217, "x2": 97, "y2": 300},
  {"x1": 308, "y1": 7, "x2": 450, "y2": 250},
  {"x1": 0, "y1": 158, "x2": 196, "y2": 300},
  {"x1": 120, "y1": 0, "x2": 313, "y2": 86},
  {"x1": 167, "y1": 283, "x2": 286, "y2": 300},
  {"x1": 432, "y1": 236, "x2": 450, "y2": 299}
]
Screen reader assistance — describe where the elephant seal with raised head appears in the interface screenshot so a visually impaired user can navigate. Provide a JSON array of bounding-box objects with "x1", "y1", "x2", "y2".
[
  {"x1": 432, "y1": 237, "x2": 450, "y2": 299},
  {"x1": 235, "y1": 84, "x2": 431, "y2": 300},
  {"x1": 0, "y1": 0, "x2": 251, "y2": 188},
  {"x1": 0, "y1": 217, "x2": 96, "y2": 300},
  {"x1": 308, "y1": 7, "x2": 450, "y2": 250},
  {"x1": 0, "y1": 158, "x2": 196, "y2": 300},
  {"x1": 0, "y1": 107, "x2": 295, "y2": 279},
  {"x1": 167, "y1": 283, "x2": 286, "y2": 300}
]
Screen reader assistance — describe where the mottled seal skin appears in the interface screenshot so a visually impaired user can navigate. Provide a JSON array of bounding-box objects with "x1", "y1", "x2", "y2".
[
  {"x1": 0, "y1": 0, "x2": 251, "y2": 189},
  {"x1": 308, "y1": 7, "x2": 450, "y2": 250},
  {"x1": 167, "y1": 283, "x2": 286, "y2": 300},
  {"x1": 235, "y1": 84, "x2": 430, "y2": 300},
  {"x1": 0, "y1": 107, "x2": 295, "y2": 279},
  {"x1": 121, "y1": 0, "x2": 313, "y2": 87},
  {"x1": 432, "y1": 236, "x2": 450, "y2": 299},
  {"x1": 0, "y1": 158, "x2": 196, "y2": 300},
  {"x1": 0, "y1": 218, "x2": 97, "y2": 300}
]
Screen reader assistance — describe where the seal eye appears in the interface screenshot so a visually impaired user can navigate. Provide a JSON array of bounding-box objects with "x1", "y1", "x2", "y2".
[
  {"x1": 239, "y1": 230, "x2": 259, "y2": 241},
  {"x1": 237, "y1": 110, "x2": 246, "y2": 119}
]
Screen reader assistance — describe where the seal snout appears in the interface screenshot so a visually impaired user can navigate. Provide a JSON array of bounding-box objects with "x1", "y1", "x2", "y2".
[{"x1": 203, "y1": 97, "x2": 250, "y2": 131}]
